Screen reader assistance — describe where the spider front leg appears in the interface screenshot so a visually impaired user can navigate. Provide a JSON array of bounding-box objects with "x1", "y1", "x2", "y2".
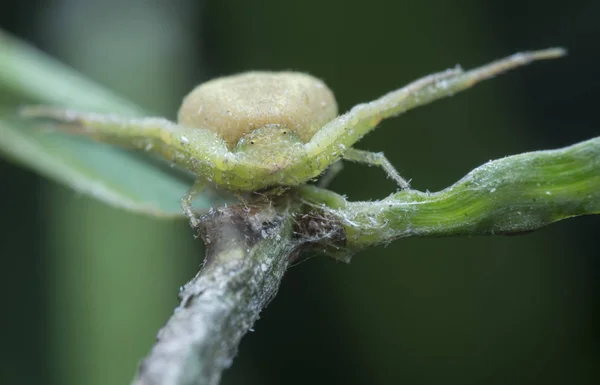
[
  {"x1": 19, "y1": 106, "x2": 228, "y2": 177},
  {"x1": 305, "y1": 48, "x2": 565, "y2": 162},
  {"x1": 342, "y1": 148, "x2": 410, "y2": 189},
  {"x1": 21, "y1": 106, "x2": 231, "y2": 224}
]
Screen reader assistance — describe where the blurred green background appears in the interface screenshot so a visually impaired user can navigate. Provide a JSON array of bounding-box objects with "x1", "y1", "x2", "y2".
[{"x1": 1, "y1": 1, "x2": 599, "y2": 384}]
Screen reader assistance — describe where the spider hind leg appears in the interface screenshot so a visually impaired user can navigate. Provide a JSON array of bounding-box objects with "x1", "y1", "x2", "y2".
[
  {"x1": 317, "y1": 161, "x2": 344, "y2": 188},
  {"x1": 342, "y1": 148, "x2": 410, "y2": 190},
  {"x1": 181, "y1": 179, "x2": 206, "y2": 228}
]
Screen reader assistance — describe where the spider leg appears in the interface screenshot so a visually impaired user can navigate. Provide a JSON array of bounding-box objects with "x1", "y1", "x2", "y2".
[
  {"x1": 181, "y1": 179, "x2": 206, "y2": 227},
  {"x1": 342, "y1": 148, "x2": 410, "y2": 189},
  {"x1": 20, "y1": 106, "x2": 229, "y2": 177},
  {"x1": 305, "y1": 48, "x2": 565, "y2": 159},
  {"x1": 317, "y1": 161, "x2": 344, "y2": 188}
]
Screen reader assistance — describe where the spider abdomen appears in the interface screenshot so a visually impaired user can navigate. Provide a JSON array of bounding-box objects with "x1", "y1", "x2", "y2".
[{"x1": 177, "y1": 71, "x2": 338, "y2": 149}]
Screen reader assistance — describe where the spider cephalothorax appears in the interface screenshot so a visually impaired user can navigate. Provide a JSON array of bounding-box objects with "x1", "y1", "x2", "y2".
[{"x1": 22, "y1": 48, "x2": 565, "y2": 226}]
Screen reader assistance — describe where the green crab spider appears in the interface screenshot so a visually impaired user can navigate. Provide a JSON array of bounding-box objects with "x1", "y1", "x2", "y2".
[{"x1": 22, "y1": 48, "x2": 565, "y2": 227}]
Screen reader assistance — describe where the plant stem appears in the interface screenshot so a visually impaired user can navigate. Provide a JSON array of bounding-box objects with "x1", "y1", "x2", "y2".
[
  {"x1": 131, "y1": 202, "x2": 299, "y2": 385},
  {"x1": 299, "y1": 136, "x2": 600, "y2": 250},
  {"x1": 132, "y1": 136, "x2": 599, "y2": 385}
]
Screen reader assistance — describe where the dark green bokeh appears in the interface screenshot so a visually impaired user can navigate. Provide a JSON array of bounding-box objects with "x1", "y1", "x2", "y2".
[{"x1": 1, "y1": 1, "x2": 598, "y2": 385}]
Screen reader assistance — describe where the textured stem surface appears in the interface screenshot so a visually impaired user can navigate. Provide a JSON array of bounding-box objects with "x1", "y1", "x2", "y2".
[
  {"x1": 132, "y1": 203, "x2": 298, "y2": 385},
  {"x1": 299, "y1": 137, "x2": 600, "y2": 250}
]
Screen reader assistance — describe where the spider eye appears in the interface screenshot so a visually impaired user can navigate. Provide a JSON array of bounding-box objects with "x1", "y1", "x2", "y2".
[
  {"x1": 282, "y1": 130, "x2": 287, "y2": 135},
  {"x1": 250, "y1": 141, "x2": 255, "y2": 145}
]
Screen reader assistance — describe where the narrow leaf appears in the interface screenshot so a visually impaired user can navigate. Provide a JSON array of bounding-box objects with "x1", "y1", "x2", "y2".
[{"x1": 0, "y1": 31, "x2": 229, "y2": 217}]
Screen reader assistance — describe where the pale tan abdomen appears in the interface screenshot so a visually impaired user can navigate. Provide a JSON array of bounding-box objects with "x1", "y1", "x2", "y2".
[{"x1": 177, "y1": 71, "x2": 338, "y2": 148}]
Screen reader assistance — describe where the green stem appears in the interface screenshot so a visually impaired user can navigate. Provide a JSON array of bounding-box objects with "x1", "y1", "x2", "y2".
[{"x1": 299, "y1": 137, "x2": 600, "y2": 251}]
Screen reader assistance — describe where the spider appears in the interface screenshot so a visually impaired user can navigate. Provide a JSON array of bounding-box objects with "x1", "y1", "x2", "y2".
[{"x1": 22, "y1": 48, "x2": 564, "y2": 227}]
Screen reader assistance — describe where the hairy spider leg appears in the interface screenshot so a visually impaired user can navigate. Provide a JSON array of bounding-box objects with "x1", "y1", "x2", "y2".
[
  {"x1": 20, "y1": 107, "x2": 235, "y2": 226},
  {"x1": 306, "y1": 48, "x2": 566, "y2": 187},
  {"x1": 342, "y1": 148, "x2": 410, "y2": 189},
  {"x1": 317, "y1": 161, "x2": 344, "y2": 188},
  {"x1": 19, "y1": 106, "x2": 230, "y2": 180},
  {"x1": 181, "y1": 179, "x2": 207, "y2": 227}
]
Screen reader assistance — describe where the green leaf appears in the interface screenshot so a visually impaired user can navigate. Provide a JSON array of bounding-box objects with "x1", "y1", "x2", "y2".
[{"x1": 0, "y1": 31, "x2": 230, "y2": 218}]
